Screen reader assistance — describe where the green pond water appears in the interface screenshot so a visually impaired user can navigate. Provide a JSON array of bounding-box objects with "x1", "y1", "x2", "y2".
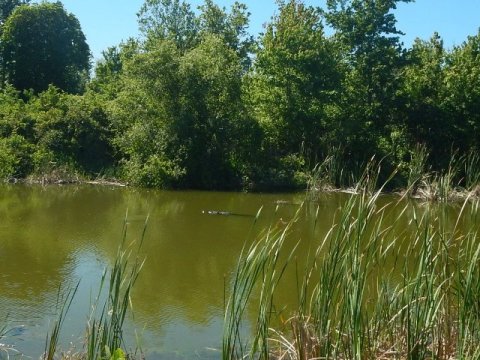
[{"x1": 0, "y1": 184, "x2": 474, "y2": 359}]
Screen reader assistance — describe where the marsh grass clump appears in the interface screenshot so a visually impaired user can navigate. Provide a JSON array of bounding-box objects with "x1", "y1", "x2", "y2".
[
  {"x1": 0, "y1": 317, "x2": 21, "y2": 359},
  {"x1": 84, "y1": 217, "x2": 146, "y2": 360},
  {"x1": 223, "y1": 168, "x2": 480, "y2": 359},
  {"x1": 411, "y1": 149, "x2": 480, "y2": 203},
  {"x1": 416, "y1": 154, "x2": 462, "y2": 202},
  {"x1": 308, "y1": 147, "x2": 346, "y2": 194},
  {"x1": 308, "y1": 155, "x2": 381, "y2": 200},
  {"x1": 41, "y1": 216, "x2": 146, "y2": 360},
  {"x1": 43, "y1": 284, "x2": 80, "y2": 360},
  {"x1": 463, "y1": 150, "x2": 480, "y2": 193},
  {"x1": 223, "y1": 206, "x2": 301, "y2": 360},
  {"x1": 406, "y1": 143, "x2": 429, "y2": 196},
  {"x1": 308, "y1": 148, "x2": 480, "y2": 204}
]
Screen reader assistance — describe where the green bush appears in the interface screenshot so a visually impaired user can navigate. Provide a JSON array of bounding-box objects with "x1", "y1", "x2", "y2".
[
  {"x1": 0, "y1": 134, "x2": 33, "y2": 180},
  {"x1": 29, "y1": 86, "x2": 113, "y2": 174},
  {"x1": 121, "y1": 154, "x2": 185, "y2": 188}
]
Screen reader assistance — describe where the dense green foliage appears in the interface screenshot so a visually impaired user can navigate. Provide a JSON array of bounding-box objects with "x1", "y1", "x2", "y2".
[
  {"x1": 0, "y1": 0, "x2": 29, "y2": 24},
  {"x1": 0, "y1": 0, "x2": 479, "y2": 191},
  {"x1": 0, "y1": 1, "x2": 90, "y2": 94},
  {"x1": 247, "y1": 1, "x2": 340, "y2": 187},
  {"x1": 0, "y1": 84, "x2": 112, "y2": 179}
]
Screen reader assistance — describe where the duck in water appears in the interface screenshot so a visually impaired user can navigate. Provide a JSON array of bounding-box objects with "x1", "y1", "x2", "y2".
[{"x1": 202, "y1": 210, "x2": 231, "y2": 216}]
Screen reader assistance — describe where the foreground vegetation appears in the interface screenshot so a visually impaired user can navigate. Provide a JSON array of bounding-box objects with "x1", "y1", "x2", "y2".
[
  {"x1": 1, "y1": 0, "x2": 480, "y2": 357},
  {"x1": 1, "y1": 0, "x2": 480, "y2": 192},
  {"x1": 224, "y1": 171, "x2": 480, "y2": 359}
]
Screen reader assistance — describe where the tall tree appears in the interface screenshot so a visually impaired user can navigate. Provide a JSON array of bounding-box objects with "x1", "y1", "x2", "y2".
[
  {"x1": 0, "y1": 0, "x2": 28, "y2": 25},
  {"x1": 198, "y1": 0, "x2": 254, "y2": 69},
  {"x1": 138, "y1": 0, "x2": 254, "y2": 66},
  {"x1": 249, "y1": 0, "x2": 339, "y2": 163},
  {"x1": 401, "y1": 33, "x2": 450, "y2": 167},
  {"x1": 177, "y1": 34, "x2": 257, "y2": 188},
  {"x1": 110, "y1": 39, "x2": 185, "y2": 188},
  {"x1": 89, "y1": 38, "x2": 140, "y2": 99},
  {"x1": 138, "y1": 0, "x2": 198, "y2": 52},
  {"x1": 0, "y1": 0, "x2": 29, "y2": 86},
  {"x1": 0, "y1": 2, "x2": 90, "y2": 94},
  {"x1": 444, "y1": 30, "x2": 480, "y2": 152},
  {"x1": 324, "y1": 0, "x2": 412, "y2": 162},
  {"x1": 111, "y1": 34, "x2": 258, "y2": 189}
]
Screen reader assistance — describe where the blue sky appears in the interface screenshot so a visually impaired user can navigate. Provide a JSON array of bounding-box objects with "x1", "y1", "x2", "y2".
[{"x1": 55, "y1": 0, "x2": 480, "y2": 61}]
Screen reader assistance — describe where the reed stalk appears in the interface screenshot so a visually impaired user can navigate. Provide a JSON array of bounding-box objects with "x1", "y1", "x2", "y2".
[
  {"x1": 85, "y1": 215, "x2": 146, "y2": 360},
  {"x1": 222, "y1": 206, "x2": 300, "y2": 360},
  {"x1": 407, "y1": 144, "x2": 429, "y2": 196},
  {"x1": 463, "y1": 150, "x2": 480, "y2": 191},
  {"x1": 43, "y1": 282, "x2": 80, "y2": 360}
]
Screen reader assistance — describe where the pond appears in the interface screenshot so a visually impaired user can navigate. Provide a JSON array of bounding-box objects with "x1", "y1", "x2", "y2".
[{"x1": 0, "y1": 184, "x2": 474, "y2": 359}]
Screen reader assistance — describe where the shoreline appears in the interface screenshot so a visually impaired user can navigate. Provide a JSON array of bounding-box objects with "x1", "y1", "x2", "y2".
[
  {"x1": 3, "y1": 173, "x2": 480, "y2": 203},
  {"x1": 4, "y1": 175, "x2": 127, "y2": 187}
]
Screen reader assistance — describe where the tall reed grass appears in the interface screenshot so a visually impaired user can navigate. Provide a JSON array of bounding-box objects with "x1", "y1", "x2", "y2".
[
  {"x1": 84, "y1": 216, "x2": 146, "y2": 360},
  {"x1": 406, "y1": 143, "x2": 429, "y2": 195},
  {"x1": 308, "y1": 153, "x2": 381, "y2": 200},
  {"x1": 463, "y1": 150, "x2": 480, "y2": 192},
  {"x1": 223, "y1": 167, "x2": 480, "y2": 359},
  {"x1": 405, "y1": 147, "x2": 480, "y2": 202},
  {"x1": 223, "y1": 206, "x2": 299, "y2": 359},
  {"x1": 43, "y1": 283, "x2": 79, "y2": 360},
  {"x1": 42, "y1": 216, "x2": 146, "y2": 360},
  {"x1": 308, "y1": 147, "x2": 345, "y2": 193}
]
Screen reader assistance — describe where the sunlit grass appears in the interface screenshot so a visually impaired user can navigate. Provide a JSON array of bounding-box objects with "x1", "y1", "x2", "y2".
[{"x1": 223, "y1": 166, "x2": 480, "y2": 359}]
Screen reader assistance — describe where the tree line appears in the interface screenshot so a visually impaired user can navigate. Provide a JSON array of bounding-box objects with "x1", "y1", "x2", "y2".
[{"x1": 0, "y1": 0, "x2": 479, "y2": 190}]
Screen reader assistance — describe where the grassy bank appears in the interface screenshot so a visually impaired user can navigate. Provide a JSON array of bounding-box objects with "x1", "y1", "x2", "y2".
[{"x1": 308, "y1": 148, "x2": 480, "y2": 203}]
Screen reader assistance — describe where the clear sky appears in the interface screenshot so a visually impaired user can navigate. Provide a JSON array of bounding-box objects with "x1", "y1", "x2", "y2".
[{"x1": 53, "y1": 0, "x2": 480, "y2": 62}]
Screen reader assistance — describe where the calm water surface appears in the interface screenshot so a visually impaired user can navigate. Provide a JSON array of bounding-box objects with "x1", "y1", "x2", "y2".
[{"x1": 0, "y1": 184, "x2": 472, "y2": 359}]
